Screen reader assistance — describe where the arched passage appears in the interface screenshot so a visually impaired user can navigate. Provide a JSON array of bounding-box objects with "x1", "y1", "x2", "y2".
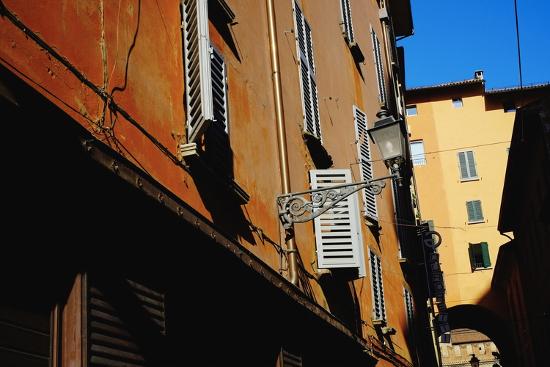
[{"x1": 447, "y1": 304, "x2": 516, "y2": 366}]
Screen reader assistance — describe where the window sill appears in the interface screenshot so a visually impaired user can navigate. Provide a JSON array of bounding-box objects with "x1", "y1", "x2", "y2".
[
  {"x1": 467, "y1": 220, "x2": 485, "y2": 225},
  {"x1": 472, "y1": 267, "x2": 493, "y2": 272},
  {"x1": 460, "y1": 177, "x2": 480, "y2": 182}
]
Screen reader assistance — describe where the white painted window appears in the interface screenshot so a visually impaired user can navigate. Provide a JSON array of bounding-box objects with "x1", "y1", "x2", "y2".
[
  {"x1": 410, "y1": 140, "x2": 426, "y2": 166},
  {"x1": 310, "y1": 169, "x2": 366, "y2": 277},
  {"x1": 294, "y1": 1, "x2": 322, "y2": 140},
  {"x1": 340, "y1": 0, "x2": 355, "y2": 44},
  {"x1": 353, "y1": 106, "x2": 378, "y2": 220},
  {"x1": 371, "y1": 27, "x2": 386, "y2": 105},
  {"x1": 452, "y1": 97, "x2": 463, "y2": 108},
  {"x1": 458, "y1": 150, "x2": 478, "y2": 180},
  {"x1": 369, "y1": 250, "x2": 386, "y2": 320}
]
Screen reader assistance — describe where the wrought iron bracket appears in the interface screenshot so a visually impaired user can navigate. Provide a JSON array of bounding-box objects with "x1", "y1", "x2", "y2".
[{"x1": 277, "y1": 173, "x2": 398, "y2": 229}]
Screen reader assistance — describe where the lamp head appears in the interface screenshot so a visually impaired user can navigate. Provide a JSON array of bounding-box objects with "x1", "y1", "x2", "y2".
[{"x1": 367, "y1": 109, "x2": 406, "y2": 168}]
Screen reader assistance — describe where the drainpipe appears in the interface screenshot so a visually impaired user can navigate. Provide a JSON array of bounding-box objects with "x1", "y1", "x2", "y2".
[{"x1": 266, "y1": 0, "x2": 298, "y2": 286}]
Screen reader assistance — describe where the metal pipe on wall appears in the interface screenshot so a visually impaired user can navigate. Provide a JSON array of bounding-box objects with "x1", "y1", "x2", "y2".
[{"x1": 266, "y1": 0, "x2": 298, "y2": 286}]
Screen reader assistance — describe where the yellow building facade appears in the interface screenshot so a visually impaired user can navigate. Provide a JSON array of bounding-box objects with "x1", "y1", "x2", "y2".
[{"x1": 405, "y1": 74, "x2": 549, "y2": 365}]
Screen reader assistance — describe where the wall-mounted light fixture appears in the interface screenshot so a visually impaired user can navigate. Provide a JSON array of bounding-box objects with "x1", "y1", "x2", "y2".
[{"x1": 277, "y1": 109, "x2": 407, "y2": 229}]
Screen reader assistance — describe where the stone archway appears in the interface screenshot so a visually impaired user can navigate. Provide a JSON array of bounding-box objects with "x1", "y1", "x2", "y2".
[{"x1": 447, "y1": 304, "x2": 516, "y2": 366}]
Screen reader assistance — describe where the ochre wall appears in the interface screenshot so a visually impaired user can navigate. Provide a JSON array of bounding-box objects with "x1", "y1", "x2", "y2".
[
  {"x1": 0, "y1": 0, "x2": 417, "y2": 363},
  {"x1": 407, "y1": 88, "x2": 514, "y2": 309}
]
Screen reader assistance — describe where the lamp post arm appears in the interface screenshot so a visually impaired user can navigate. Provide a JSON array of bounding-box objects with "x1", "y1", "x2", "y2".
[{"x1": 277, "y1": 173, "x2": 396, "y2": 229}]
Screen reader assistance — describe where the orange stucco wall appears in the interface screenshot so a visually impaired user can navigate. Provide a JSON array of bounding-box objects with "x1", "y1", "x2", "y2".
[{"x1": 0, "y1": 0, "x2": 419, "y2": 364}]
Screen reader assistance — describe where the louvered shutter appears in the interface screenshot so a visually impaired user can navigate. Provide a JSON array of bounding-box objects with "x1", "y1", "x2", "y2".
[
  {"x1": 369, "y1": 250, "x2": 386, "y2": 321},
  {"x1": 458, "y1": 152, "x2": 469, "y2": 179},
  {"x1": 404, "y1": 287, "x2": 414, "y2": 325},
  {"x1": 310, "y1": 169, "x2": 365, "y2": 276},
  {"x1": 210, "y1": 47, "x2": 228, "y2": 133},
  {"x1": 468, "y1": 244, "x2": 476, "y2": 270},
  {"x1": 466, "y1": 151, "x2": 477, "y2": 177},
  {"x1": 88, "y1": 277, "x2": 166, "y2": 366},
  {"x1": 340, "y1": 0, "x2": 355, "y2": 44},
  {"x1": 466, "y1": 200, "x2": 483, "y2": 222},
  {"x1": 481, "y1": 242, "x2": 491, "y2": 267},
  {"x1": 458, "y1": 151, "x2": 478, "y2": 179},
  {"x1": 371, "y1": 29, "x2": 386, "y2": 105},
  {"x1": 353, "y1": 106, "x2": 378, "y2": 219},
  {"x1": 294, "y1": 1, "x2": 322, "y2": 140},
  {"x1": 182, "y1": 0, "x2": 214, "y2": 143}
]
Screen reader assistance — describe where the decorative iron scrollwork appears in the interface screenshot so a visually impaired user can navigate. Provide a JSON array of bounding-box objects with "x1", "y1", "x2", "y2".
[{"x1": 277, "y1": 175, "x2": 394, "y2": 229}]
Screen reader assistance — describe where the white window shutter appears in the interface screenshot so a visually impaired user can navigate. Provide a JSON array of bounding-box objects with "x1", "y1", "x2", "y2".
[
  {"x1": 353, "y1": 106, "x2": 378, "y2": 219},
  {"x1": 294, "y1": 1, "x2": 322, "y2": 140},
  {"x1": 340, "y1": 0, "x2": 355, "y2": 44},
  {"x1": 371, "y1": 28, "x2": 386, "y2": 105},
  {"x1": 310, "y1": 169, "x2": 365, "y2": 276},
  {"x1": 183, "y1": 0, "x2": 214, "y2": 143}
]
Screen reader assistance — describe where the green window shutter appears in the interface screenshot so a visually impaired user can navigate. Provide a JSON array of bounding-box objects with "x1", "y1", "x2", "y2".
[
  {"x1": 468, "y1": 244, "x2": 475, "y2": 271},
  {"x1": 466, "y1": 151, "x2": 477, "y2": 177},
  {"x1": 458, "y1": 152, "x2": 468, "y2": 179},
  {"x1": 481, "y1": 242, "x2": 491, "y2": 267}
]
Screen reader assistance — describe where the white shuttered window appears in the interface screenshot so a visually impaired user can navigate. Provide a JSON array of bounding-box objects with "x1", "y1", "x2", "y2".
[
  {"x1": 182, "y1": 0, "x2": 214, "y2": 143},
  {"x1": 369, "y1": 250, "x2": 386, "y2": 321},
  {"x1": 294, "y1": 1, "x2": 322, "y2": 140},
  {"x1": 353, "y1": 106, "x2": 378, "y2": 219},
  {"x1": 371, "y1": 28, "x2": 386, "y2": 105},
  {"x1": 310, "y1": 169, "x2": 365, "y2": 277},
  {"x1": 340, "y1": 0, "x2": 355, "y2": 44}
]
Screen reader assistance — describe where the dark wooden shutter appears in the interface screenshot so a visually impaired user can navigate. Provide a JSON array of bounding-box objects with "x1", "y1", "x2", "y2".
[
  {"x1": 0, "y1": 303, "x2": 51, "y2": 367},
  {"x1": 88, "y1": 276, "x2": 166, "y2": 367},
  {"x1": 481, "y1": 242, "x2": 491, "y2": 267}
]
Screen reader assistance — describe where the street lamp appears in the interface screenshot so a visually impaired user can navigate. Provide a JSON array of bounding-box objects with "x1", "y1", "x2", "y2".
[
  {"x1": 469, "y1": 354, "x2": 480, "y2": 367},
  {"x1": 277, "y1": 109, "x2": 406, "y2": 229}
]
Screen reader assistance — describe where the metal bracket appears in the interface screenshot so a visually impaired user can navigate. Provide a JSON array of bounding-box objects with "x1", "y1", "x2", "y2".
[{"x1": 276, "y1": 173, "x2": 397, "y2": 229}]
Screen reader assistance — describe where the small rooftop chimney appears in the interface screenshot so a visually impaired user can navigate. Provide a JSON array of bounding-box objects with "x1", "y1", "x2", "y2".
[{"x1": 474, "y1": 70, "x2": 484, "y2": 80}]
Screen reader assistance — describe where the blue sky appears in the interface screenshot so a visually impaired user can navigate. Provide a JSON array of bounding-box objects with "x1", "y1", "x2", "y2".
[{"x1": 399, "y1": 0, "x2": 550, "y2": 90}]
